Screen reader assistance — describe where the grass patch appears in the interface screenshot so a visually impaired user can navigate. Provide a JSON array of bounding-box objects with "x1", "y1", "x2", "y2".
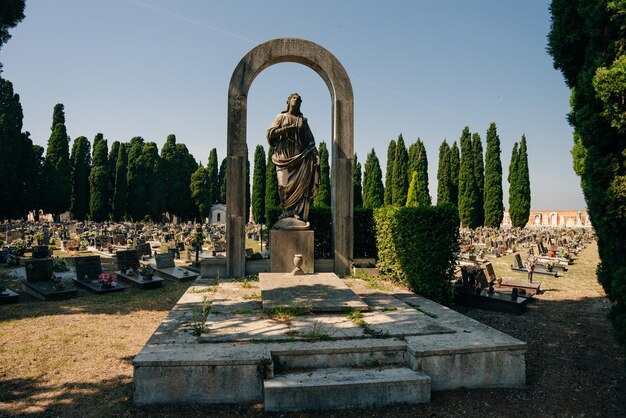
[
  {"x1": 285, "y1": 321, "x2": 334, "y2": 341},
  {"x1": 265, "y1": 305, "x2": 312, "y2": 322},
  {"x1": 242, "y1": 292, "x2": 261, "y2": 300},
  {"x1": 240, "y1": 274, "x2": 259, "y2": 289},
  {"x1": 345, "y1": 309, "x2": 366, "y2": 326}
]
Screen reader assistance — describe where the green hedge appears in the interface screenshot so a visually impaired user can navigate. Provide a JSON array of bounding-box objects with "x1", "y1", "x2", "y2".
[
  {"x1": 354, "y1": 207, "x2": 377, "y2": 259},
  {"x1": 374, "y1": 205, "x2": 459, "y2": 304},
  {"x1": 266, "y1": 206, "x2": 332, "y2": 258}
]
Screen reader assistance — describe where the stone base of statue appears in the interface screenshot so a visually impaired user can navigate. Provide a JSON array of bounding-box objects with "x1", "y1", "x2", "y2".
[
  {"x1": 270, "y1": 230, "x2": 314, "y2": 274},
  {"x1": 272, "y1": 217, "x2": 311, "y2": 231}
]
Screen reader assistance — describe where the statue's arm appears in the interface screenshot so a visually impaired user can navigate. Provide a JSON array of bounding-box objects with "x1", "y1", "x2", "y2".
[{"x1": 267, "y1": 115, "x2": 283, "y2": 146}]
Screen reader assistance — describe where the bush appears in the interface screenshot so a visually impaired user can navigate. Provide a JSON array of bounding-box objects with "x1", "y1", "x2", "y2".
[
  {"x1": 375, "y1": 205, "x2": 459, "y2": 304},
  {"x1": 354, "y1": 207, "x2": 377, "y2": 259}
]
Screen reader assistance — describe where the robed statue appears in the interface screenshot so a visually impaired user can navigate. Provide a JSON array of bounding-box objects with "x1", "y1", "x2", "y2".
[{"x1": 267, "y1": 93, "x2": 320, "y2": 230}]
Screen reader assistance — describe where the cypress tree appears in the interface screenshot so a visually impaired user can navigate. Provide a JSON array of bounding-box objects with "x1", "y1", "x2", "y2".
[
  {"x1": 363, "y1": 148, "x2": 384, "y2": 208},
  {"x1": 472, "y1": 132, "x2": 485, "y2": 226},
  {"x1": 483, "y1": 122, "x2": 504, "y2": 227},
  {"x1": 392, "y1": 134, "x2": 409, "y2": 206},
  {"x1": 507, "y1": 142, "x2": 520, "y2": 226},
  {"x1": 26, "y1": 144, "x2": 45, "y2": 219},
  {"x1": 108, "y1": 140, "x2": 120, "y2": 211},
  {"x1": 246, "y1": 144, "x2": 251, "y2": 223},
  {"x1": 17, "y1": 135, "x2": 39, "y2": 219},
  {"x1": 384, "y1": 139, "x2": 396, "y2": 205},
  {"x1": 218, "y1": 157, "x2": 227, "y2": 203},
  {"x1": 458, "y1": 127, "x2": 479, "y2": 228},
  {"x1": 314, "y1": 141, "x2": 331, "y2": 207},
  {"x1": 406, "y1": 171, "x2": 419, "y2": 207},
  {"x1": 160, "y1": 134, "x2": 177, "y2": 215},
  {"x1": 414, "y1": 139, "x2": 431, "y2": 206},
  {"x1": 143, "y1": 142, "x2": 166, "y2": 222},
  {"x1": 190, "y1": 164, "x2": 211, "y2": 221},
  {"x1": 436, "y1": 140, "x2": 452, "y2": 205},
  {"x1": 449, "y1": 141, "x2": 460, "y2": 207},
  {"x1": 126, "y1": 136, "x2": 146, "y2": 221},
  {"x1": 0, "y1": 1, "x2": 25, "y2": 71},
  {"x1": 265, "y1": 146, "x2": 279, "y2": 221},
  {"x1": 177, "y1": 143, "x2": 199, "y2": 220},
  {"x1": 0, "y1": 77, "x2": 27, "y2": 219},
  {"x1": 43, "y1": 103, "x2": 72, "y2": 218},
  {"x1": 252, "y1": 145, "x2": 266, "y2": 224},
  {"x1": 514, "y1": 135, "x2": 531, "y2": 228},
  {"x1": 353, "y1": 153, "x2": 363, "y2": 208},
  {"x1": 112, "y1": 144, "x2": 128, "y2": 221},
  {"x1": 207, "y1": 148, "x2": 219, "y2": 204},
  {"x1": 89, "y1": 134, "x2": 109, "y2": 221},
  {"x1": 70, "y1": 137, "x2": 91, "y2": 221}
]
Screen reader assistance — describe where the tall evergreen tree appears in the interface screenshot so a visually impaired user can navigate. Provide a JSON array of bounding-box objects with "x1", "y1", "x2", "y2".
[
  {"x1": 43, "y1": 104, "x2": 72, "y2": 218},
  {"x1": 89, "y1": 134, "x2": 109, "y2": 221},
  {"x1": 314, "y1": 141, "x2": 331, "y2": 207},
  {"x1": 414, "y1": 139, "x2": 431, "y2": 206},
  {"x1": 265, "y1": 146, "x2": 279, "y2": 220},
  {"x1": 363, "y1": 148, "x2": 384, "y2": 208},
  {"x1": 507, "y1": 142, "x2": 520, "y2": 226},
  {"x1": 207, "y1": 148, "x2": 219, "y2": 204},
  {"x1": 108, "y1": 140, "x2": 120, "y2": 212},
  {"x1": 69, "y1": 136, "x2": 91, "y2": 221},
  {"x1": 245, "y1": 144, "x2": 251, "y2": 223},
  {"x1": 510, "y1": 135, "x2": 531, "y2": 228},
  {"x1": 449, "y1": 141, "x2": 460, "y2": 207},
  {"x1": 126, "y1": 136, "x2": 146, "y2": 221},
  {"x1": 436, "y1": 140, "x2": 452, "y2": 205},
  {"x1": 160, "y1": 134, "x2": 177, "y2": 215},
  {"x1": 190, "y1": 164, "x2": 211, "y2": 221},
  {"x1": 384, "y1": 139, "x2": 396, "y2": 205},
  {"x1": 143, "y1": 142, "x2": 166, "y2": 222},
  {"x1": 406, "y1": 171, "x2": 419, "y2": 207},
  {"x1": 472, "y1": 132, "x2": 485, "y2": 226},
  {"x1": 218, "y1": 157, "x2": 227, "y2": 203},
  {"x1": 392, "y1": 134, "x2": 409, "y2": 206},
  {"x1": 458, "y1": 127, "x2": 480, "y2": 228},
  {"x1": 25, "y1": 144, "x2": 45, "y2": 219},
  {"x1": 252, "y1": 145, "x2": 266, "y2": 224},
  {"x1": 483, "y1": 122, "x2": 504, "y2": 227},
  {"x1": 0, "y1": 77, "x2": 28, "y2": 219},
  {"x1": 177, "y1": 143, "x2": 199, "y2": 220},
  {"x1": 353, "y1": 153, "x2": 363, "y2": 208},
  {"x1": 112, "y1": 144, "x2": 128, "y2": 221},
  {"x1": 0, "y1": 1, "x2": 25, "y2": 71}
]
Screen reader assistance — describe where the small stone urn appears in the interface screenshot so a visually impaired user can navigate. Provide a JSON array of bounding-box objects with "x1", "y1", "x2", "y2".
[{"x1": 292, "y1": 254, "x2": 304, "y2": 276}]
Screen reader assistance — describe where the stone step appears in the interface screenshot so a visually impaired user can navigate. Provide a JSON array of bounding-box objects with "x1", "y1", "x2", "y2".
[
  {"x1": 267, "y1": 338, "x2": 407, "y2": 373},
  {"x1": 263, "y1": 366, "x2": 431, "y2": 412}
]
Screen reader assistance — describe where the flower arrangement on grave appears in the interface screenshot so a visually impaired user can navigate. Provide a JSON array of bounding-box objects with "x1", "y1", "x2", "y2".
[
  {"x1": 526, "y1": 255, "x2": 539, "y2": 272},
  {"x1": 97, "y1": 272, "x2": 117, "y2": 287},
  {"x1": 138, "y1": 266, "x2": 154, "y2": 281},
  {"x1": 9, "y1": 239, "x2": 26, "y2": 256},
  {"x1": 462, "y1": 244, "x2": 475, "y2": 254},
  {"x1": 107, "y1": 243, "x2": 114, "y2": 253},
  {"x1": 543, "y1": 260, "x2": 556, "y2": 271},
  {"x1": 79, "y1": 239, "x2": 89, "y2": 251}
]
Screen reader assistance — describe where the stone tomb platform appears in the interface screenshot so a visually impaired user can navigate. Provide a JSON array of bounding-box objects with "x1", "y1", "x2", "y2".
[
  {"x1": 260, "y1": 272, "x2": 368, "y2": 312},
  {"x1": 133, "y1": 275, "x2": 527, "y2": 411}
]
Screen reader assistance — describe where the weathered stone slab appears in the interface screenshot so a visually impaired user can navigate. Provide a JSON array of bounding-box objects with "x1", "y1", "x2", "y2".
[
  {"x1": 270, "y1": 230, "x2": 314, "y2": 273},
  {"x1": 0, "y1": 288, "x2": 19, "y2": 304},
  {"x1": 260, "y1": 272, "x2": 367, "y2": 312},
  {"x1": 24, "y1": 258, "x2": 54, "y2": 282},
  {"x1": 21, "y1": 280, "x2": 77, "y2": 301}
]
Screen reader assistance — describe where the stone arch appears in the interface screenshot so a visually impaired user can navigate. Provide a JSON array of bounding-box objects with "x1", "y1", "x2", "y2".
[{"x1": 226, "y1": 38, "x2": 354, "y2": 277}]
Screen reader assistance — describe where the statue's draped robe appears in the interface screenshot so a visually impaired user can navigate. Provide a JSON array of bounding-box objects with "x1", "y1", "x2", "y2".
[{"x1": 267, "y1": 112, "x2": 319, "y2": 221}]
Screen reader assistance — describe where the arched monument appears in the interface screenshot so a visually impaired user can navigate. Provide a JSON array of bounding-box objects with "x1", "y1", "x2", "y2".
[{"x1": 226, "y1": 38, "x2": 354, "y2": 277}]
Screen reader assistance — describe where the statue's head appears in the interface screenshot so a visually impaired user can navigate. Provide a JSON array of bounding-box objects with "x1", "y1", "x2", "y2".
[{"x1": 282, "y1": 92, "x2": 303, "y2": 115}]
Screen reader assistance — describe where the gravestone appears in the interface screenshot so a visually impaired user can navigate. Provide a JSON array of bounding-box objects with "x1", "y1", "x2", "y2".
[
  {"x1": 32, "y1": 245, "x2": 51, "y2": 259},
  {"x1": 152, "y1": 252, "x2": 198, "y2": 281},
  {"x1": 0, "y1": 248, "x2": 9, "y2": 264},
  {"x1": 137, "y1": 242, "x2": 152, "y2": 258},
  {"x1": 117, "y1": 250, "x2": 141, "y2": 272},
  {"x1": 155, "y1": 252, "x2": 175, "y2": 269},
  {"x1": 22, "y1": 258, "x2": 77, "y2": 300},
  {"x1": 116, "y1": 250, "x2": 163, "y2": 289},
  {"x1": 73, "y1": 255, "x2": 125, "y2": 294}
]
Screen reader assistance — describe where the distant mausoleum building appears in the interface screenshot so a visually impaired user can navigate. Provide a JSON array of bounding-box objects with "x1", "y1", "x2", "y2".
[
  {"x1": 210, "y1": 204, "x2": 226, "y2": 225},
  {"x1": 501, "y1": 210, "x2": 592, "y2": 228}
]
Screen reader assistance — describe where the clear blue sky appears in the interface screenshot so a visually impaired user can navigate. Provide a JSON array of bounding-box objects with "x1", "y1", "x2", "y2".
[{"x1": 2, "y1": 0, "x2": 583, "y2": 210}]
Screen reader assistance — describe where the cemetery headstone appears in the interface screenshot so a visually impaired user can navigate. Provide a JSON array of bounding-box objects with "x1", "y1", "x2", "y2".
[{"x1": 22, "y1": 258, "x2": 77, "y2": 300}]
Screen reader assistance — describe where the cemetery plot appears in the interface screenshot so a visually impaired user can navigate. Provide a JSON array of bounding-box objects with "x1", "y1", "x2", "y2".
[
  {"x1": 21, "y1": 258, "x2": 77, "y2": 301},
  {"x1": 0, "y1": 288, "x2": 19, "y2": 304},
  {"x1": 485, "y1": 263, "x2": 541, "y2": 295},
  {"x1": 511, "y1": 253, "x2": 558, "y2": 277},
  {"x1": 151, "y1": 252, "x2": 198, "y2": 281},
  {"x1": 115, "y1": 250, "x2": 163, "y2": 289},
  {"x1": 73, "y1": 256, "x2": 126, "y2": 294}
]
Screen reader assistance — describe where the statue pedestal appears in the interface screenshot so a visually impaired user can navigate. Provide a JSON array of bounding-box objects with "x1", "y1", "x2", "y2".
[{"x1": 270, "y1": 230, "x2": 314, "y2": 274}]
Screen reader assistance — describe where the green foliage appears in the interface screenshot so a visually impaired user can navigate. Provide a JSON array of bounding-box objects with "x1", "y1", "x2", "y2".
[
  {"x1": 458, "y1": 127, "x2": 480, "y2": 228},
  {"x1": 314, "y1": 141, "x2": 331, "y2": 207},
  {"x1": 267, "y1": 206, "x2": 332, "y2": 258},
  {"x1": 483, "y1": 122, "x2": 504, "y2": 227},
  {"x1": 374, "y1": 205, "x2": 459, "y2": 304},
  {"x1": 363, "y1": 148, "x2": 384, "y2": 208},
  {"x1": 89, "y1": 134, "x2": 109, "y2": 222},
  {"x1": 354, "y1": 207, "x2": 377, "y2": 259},
  {"x1": 160, "y1": 135, "x2": 198, "y2": 220},
  {"x1": 143, "y1": 142, "x2": 166, "y2": 221},
  {"x1": 449, "y1": 141, "x2": 460, "y2": 206},
  {"x1": 126, "y1": 137, "x2": 146, "y2": 221},
  {"x1": 207, "y1": 148, "x2": 219, "y2": 204},
  {"x1": 392, "y1": 134, "x2": 409, "y2": 206},
  {"x1": 252, "y1": 145, "x2": 266, "y2": 224},
  {"x1": 571, "y1": 130, "x2": 586, "y2": 177},
  {"x1": 436, "y1": 140, "x2": 452, "y2": 205},
  {"x1": 406, "y1": 171, "x2": 418, "y2": 207},
  {"x1": 70, "y1": 136, "x2": 91, "y2": 221},
  {"x1": 245, "y1": 143, "x2": 251, "y2": 223},
  {"x1": 265, "y1": 146, "x2": 279, "y2": 223},
  {"x1": 410, "y1": 139, "x2": 430, "y2": 206},
  {"x1": 112, "y1": 143, "x2": 128, "y2": 221},
  {"x1": 43, "y1": 104, "x2": 72, "y2": 216},
  {"x1": 353, "y1": 153, "x2": 363, "y2": 208},
  {"x1": 0, "y1": 1, "x2": 25, "y2": 63},
  {"x1": 190, "y1": 165, "x2": 211, "y2": 219},
  {"x1": 472, "y1": 133, "x2": 484, "y2": 226},
  {"x1": 509, "y1": 136, "x2": 531, "y2": 228},
  {"x1": 384, "y1": 139, "x2": 396, "y2": 205},
  {"x1": 593, "y1": 54, "x2": 626, "y2": 132}
]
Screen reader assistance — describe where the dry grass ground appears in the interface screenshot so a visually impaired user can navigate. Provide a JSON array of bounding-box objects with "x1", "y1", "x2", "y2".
[{"x1": 0, "y1": 241, "x2": 624, "y2": 417}]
